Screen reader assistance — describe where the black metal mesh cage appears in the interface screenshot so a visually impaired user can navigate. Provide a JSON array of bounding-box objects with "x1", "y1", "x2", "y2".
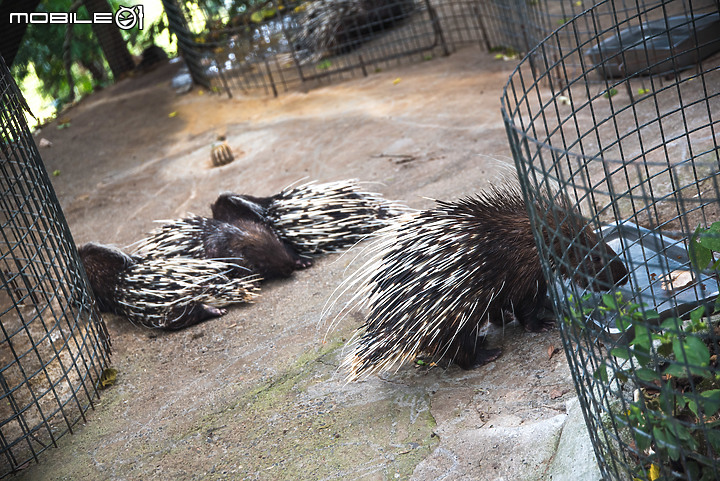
[
  {"x1": 502, "y1": 0, "x2": 720, "y2": 479},
  {"x1": 0, "y1": 56, "x2": 111, "y2": 476},
  {"x1": 161, "y1": 0, "x2": 674, "y2": 98}
]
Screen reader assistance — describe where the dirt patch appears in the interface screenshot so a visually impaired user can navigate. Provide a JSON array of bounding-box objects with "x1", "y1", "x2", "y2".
[{"x1": 14, "y1": 49, "x2": 580, "y2": 480}]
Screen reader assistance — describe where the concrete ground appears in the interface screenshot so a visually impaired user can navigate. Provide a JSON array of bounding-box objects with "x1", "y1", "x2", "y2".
[{"x1": 15, "y1": 48, "x2": 601, "y2": 480}]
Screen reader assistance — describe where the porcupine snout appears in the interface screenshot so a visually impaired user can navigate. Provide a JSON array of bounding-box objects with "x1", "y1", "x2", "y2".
[{"x1": 569, "y1": 233, "x2": 629, "y2": 290}]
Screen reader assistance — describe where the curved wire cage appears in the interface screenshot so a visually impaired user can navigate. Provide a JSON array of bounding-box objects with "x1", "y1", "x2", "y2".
[
  {"x1": 0, "y1": 56, "x2": 111, "y2": 477},
  {"x1": 502, "y1": 0, "x2": 720, "y2": 479},
  {"x1": 161, "y1": 0, "x2": 675, "y2": 98}
]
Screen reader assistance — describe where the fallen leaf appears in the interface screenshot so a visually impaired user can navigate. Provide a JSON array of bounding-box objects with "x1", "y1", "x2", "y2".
[
  {"x1": 168, "y1": 111, "x2": 178, "y2": 118},
  {"x1": 38, "y1": 138, "x2": 52, "y2": 148},
  {"x1": 649, "y1": 463, "x2": 660, "y2": 481},
  {"x1": 661, "y1": 270, "x2": 694, "y2": 291},
  {"x1": 549, "y1": 387, "x2": 565, "y2": 399},
  {"x1": 98, "y1": 367, "x2": 117, "y2": 389},
  {"x1": 548, "y1": 345, "x2": 560, "y2": 360},
  {"x1": 52, "y1": 169, "x2": 60, "y2": 177},
  {"x1": 393, "y1": 77, "x2": 402, "y2": 85}
]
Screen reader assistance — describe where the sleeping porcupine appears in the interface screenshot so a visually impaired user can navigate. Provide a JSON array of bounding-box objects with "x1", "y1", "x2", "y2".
[
  {"x1": 79, "y1": 242, "x2": 260, "y2": 329},
  {"x1": 211, "y1": 179, "x2": 409, "y2": 257},
  {"x1": 133, "y1": 216, "x2": 311, "y2": 280},
  {"x1": 340, "y1": 185, "x2": 629, "y2": 380}
]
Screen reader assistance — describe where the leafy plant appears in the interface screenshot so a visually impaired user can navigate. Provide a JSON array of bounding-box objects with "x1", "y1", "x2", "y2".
[{"x1": 566, "y1": 223, "x2": 720, "y2": 479}]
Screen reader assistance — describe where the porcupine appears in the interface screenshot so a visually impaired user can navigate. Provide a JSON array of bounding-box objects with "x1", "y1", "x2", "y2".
[
  {"x1": 133, "y1": 215, "x2": 311, "y2": 280},
  {"x1": 211, "y1": 179, "x2": 410, "y2": 257},
  {"x1": 339, "y1": 185, "x2": 629, "y2": 380},
  {"x1": 294, "y1": 0, "x2": 416, "y2": 60},
  {"x1": 78, "y1": 242, "x2": 260, "y2": 329}
]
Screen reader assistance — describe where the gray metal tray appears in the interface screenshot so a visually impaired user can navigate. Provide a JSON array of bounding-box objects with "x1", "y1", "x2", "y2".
[
  {"x1": 585, "y1": 12, "x2": 720, "y2": 78},
  {"x1": 562, "y1": 221, "x2": 719, "y2": 336}
]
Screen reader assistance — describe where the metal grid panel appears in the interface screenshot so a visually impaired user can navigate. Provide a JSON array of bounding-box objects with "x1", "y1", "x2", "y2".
[
  {"x1": 0, "y1": 56, "x2": 111, "y2": 477},
  {"x1": 164, "y1": 0, "x2": 672, "y2": 98},
  {"x1": 503, "y1": 0, "x2": 720, "y2": 479}
]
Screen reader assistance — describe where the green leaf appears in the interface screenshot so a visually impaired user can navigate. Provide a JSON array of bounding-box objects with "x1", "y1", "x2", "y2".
[
  {"x1": 706, "y1": 428, "x2": 720, "y2": 450},
  {"x1": 654, "y1": 426, "x2": 681, "y2": 460},
  {"x1": 690, "y1": 225, "x2": 713, "y2": 270},
  {"x1": 673, "y1": 337, "x2": 710, "y2": 370},
  {"x1": 635, "y1": 368, "x2": 661, "y2": 382},
  {"x1": 699, "y1": 222, "x2": 720, "y2": 251},
  {"x1": 615, "y1": 315, "x2": 632, "y2": 332},
  {"x1": 699, "y1": 232, "x2": 720, "y2": 251},
  {"x1": 611, "y1": 347, "x2": 631, "y2": 359},
  {"x1": 690, "y1": 305, "x2": 706, "y2": 323},
  {"x1": 700, "y1": 390, "x2": 720, "y2": 416},
  {"x1": 687, "y1": 396, "x2": 700, "y2": 418},
  {"x1": 634, "y1": 348, "x2": 652, "y2": 367},
  {"x1": 634, "y1": 427, "x2": 652, "y2": 451},
  {"x1": 593, "y1": 362, "x2": 608, "y2": 383},
  {"x1": 602, "y1": 293, "x2": 618, "y2": 309},
  {"x1": 631, "y1": 325, "x2": 652, "y2": 350},
  {"x1": 661, "y1": 317, "x2": 682, "y2": 332},
  {"x1": 665, "y1": 363, "x2": 690, "y2": 378},
  {"x1": 657, "y1": 341, "x2": 673, "y2": 358}
]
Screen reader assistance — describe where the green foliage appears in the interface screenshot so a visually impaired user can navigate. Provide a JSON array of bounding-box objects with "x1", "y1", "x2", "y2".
[
  {"x1": 316, "y1": 59, "x2": 332, "y2": 71},
  {"x1": 603, "y1": 87, "x2": 619, "y2": 99},
  {"x1": 12, "y1": 0, "x2": 170, "y2": 119},
  {"x1": 569, "y1": 223, "x2": 720, "y2": 479}
]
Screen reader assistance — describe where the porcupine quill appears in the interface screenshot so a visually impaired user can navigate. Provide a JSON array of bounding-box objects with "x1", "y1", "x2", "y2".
[
  {"x1": 79, "y1": 242, "x2": 260, "y2": 329},
  {"x1": 332, "y1": 184, "x2": 628, "y2": 380},
  {"x1": 211, "y1": 179, "x2": 411, "y2": 257}
]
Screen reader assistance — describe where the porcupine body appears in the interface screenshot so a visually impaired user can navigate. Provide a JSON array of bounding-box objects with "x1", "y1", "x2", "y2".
[
  {"x1": 133, "y1": 215, "x2": 310, "y2": 280},
  {"x1": 78, "y1": 242, "x2": 260, "y2": 329},
  {"x1": 211, "y1": 179, "x2": 410, "y2": 257},
  {"x1": 295, "y1": 0, "x2": 416, "y2": 59},
  {"x1": 342, "y1": 185, "x2": 629, "y2": 380}
]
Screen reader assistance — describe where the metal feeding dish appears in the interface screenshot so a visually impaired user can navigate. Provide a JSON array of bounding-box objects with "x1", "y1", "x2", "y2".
[
  {"x1": 562, "y1": 222, "x2": 719, "y2": 337},
  {"x1": 585, "y1": 12, "x2": 720, "y2": 78}
]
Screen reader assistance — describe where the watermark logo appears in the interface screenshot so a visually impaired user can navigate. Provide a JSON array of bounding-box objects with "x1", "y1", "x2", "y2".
[
  {"x1": 115, "y1": 5, "x2": 143, "y2": 30},
  {"x1": 9, "y1": 4, "x2": 144, "y2": 30}
]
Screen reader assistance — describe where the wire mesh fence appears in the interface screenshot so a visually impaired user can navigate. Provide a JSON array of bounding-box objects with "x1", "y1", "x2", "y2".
[
  {"x1": 162, "y1": 0, "x2": 684, "y2": 98},
  {"x1": 502, "y1": 0, "x2": 720, "y2": 479},
  {"x1": 0, "y1": 56, "x2": 111, "y2": 477}
]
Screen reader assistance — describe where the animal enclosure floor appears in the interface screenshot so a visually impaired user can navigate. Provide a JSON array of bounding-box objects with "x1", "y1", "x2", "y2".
[{"x1": 14, "y1": 49, "x2": 597, "y2": 480}]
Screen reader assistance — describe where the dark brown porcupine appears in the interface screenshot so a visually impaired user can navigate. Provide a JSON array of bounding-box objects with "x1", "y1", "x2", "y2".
[
  {"x1": 211, "y1": 179, "x2": 410, "y2": 257},
  {"x1": 133, "y1": 215, "x2": 310, "y2": 280},
  {"x1": 339, "y1": 185, "x2": 629, "y2": 380},
  {"x1": 79, "y1": 242, "x2": 260, "y2": 330}
]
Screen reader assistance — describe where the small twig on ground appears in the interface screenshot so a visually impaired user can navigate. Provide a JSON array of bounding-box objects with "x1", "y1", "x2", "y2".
[{"x1": 372, "y1": 153, "x2": 418, "y2": 164}]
